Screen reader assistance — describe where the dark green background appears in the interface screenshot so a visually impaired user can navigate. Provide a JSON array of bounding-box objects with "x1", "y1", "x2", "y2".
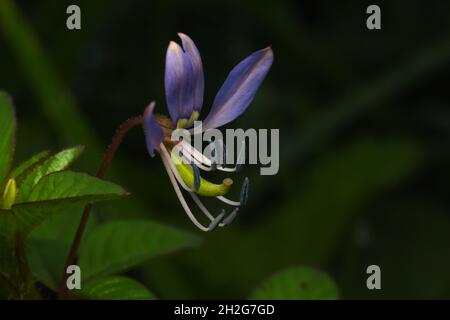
[{"x1": 1, "y1": 0, "x2": 450, "y2": 299}]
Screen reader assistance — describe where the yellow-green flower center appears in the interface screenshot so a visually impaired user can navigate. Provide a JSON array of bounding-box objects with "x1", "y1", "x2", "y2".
[
  {"x1": 176, "y1": 111, "x2": 199, "y2": 129},
  {"x1": 170, "y1": 152, "x2": 232, "y2": 197}
]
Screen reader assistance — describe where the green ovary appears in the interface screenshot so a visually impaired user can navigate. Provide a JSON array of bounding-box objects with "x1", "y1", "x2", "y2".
[{"x1": 175, "y1": 162, "x2": 232, "y2": 197}]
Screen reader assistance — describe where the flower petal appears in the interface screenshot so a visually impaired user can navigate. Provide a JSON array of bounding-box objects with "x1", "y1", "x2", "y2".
[
  {"x1": 143, "y1": 102, "x2": 164, "y2": 157},
  {"x1": 165, "y1": 41, "x2": 195, "y2": 125},
  {"x1": 202, "y1": 47, "x2": 273, "y2": 130},
  {"x1": 178, "y1": 33, "x2": 204, "y2": 114}
]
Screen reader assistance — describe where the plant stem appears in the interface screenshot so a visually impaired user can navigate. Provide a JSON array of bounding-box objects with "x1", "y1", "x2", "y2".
[{"x1": 57, "y1": 116, "x2": 144, "y2": 299}]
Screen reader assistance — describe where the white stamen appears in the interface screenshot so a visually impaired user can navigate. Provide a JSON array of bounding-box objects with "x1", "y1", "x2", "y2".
[
  {"x1": 160, "y1": 144, "x2": 195, "y2": 192},
  {"x1": 181, "y1": 154, "x2": 213, "y2": 171},
  {"x1": 161, "y1": 143, "x2": 231, "y2": 229},
  {"x1": 182, "y1": 146, "x2": 240, "y2": 172},
  {"x1": 208, "y1": 210, "x2": 226, "y2": 231},
  {"x1": 178, "y1": 140, "x2": 246, "y2": 174},
  {"x1": 179, "y1": 140, "x2": 212, "y2": 166},
  {"x1": 160, "y1": 145, "x2": 210, "y2": 232},
  {"x1": 179, "y1": 134, "x2": 246, "y2": 170},
  {"x1": 190, "y1": 193, "x2": 236, "y2": 227},
  {"x1": 160, "y1": 144, "x2": 241, "y2": 229},
  {"x1": 216, "y1": 166, "x2": 238, "y2": 172},
  {"x1": 190, "y1": 192, "x2": 215, "y2": 221},
  {"x1": 222, "y1": 208, "x2": 239, "y2": 226},
  {"x1": 217, "y1": 195, "x2": 241, "y2": 207}
]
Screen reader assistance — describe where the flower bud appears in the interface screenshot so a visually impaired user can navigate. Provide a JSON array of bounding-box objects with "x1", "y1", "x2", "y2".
[{"x1": 1, "y1": 178, "x2": 16, "y2": 210}]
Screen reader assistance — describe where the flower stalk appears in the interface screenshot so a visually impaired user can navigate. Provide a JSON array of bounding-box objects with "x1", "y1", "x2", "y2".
[{"x1": 57, "y1": 115, "x2": 144, "y2": 299}]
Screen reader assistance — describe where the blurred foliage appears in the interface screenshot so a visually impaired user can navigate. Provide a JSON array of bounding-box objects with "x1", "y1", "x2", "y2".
[
  {"x1": 78, "y1": 276, "x2": 156, "y2": 300},
  {"x1": 0, "y1": 93, "x2": 131, "y2": 298},
  {"x1": 249, "y1": 267, "x2": 339, "y2": 300},
  {"x1": 1, "y1": 0, "x2": 450, "y2": 299},
  {"x1": 0, "y1": 95, "x2": 201, "y2": 299}
]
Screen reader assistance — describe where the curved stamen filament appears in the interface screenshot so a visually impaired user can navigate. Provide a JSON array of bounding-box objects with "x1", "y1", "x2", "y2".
[
  {"x1": 178, "y1": 140, "x2": 246, "y2": 174},
  {"x1": 190, "y1": 192, "x2": 237, "y2": 227},
  {"x1": 179, "y1": 140, "x2": 212, "y2": 166},
  {"x1": 161, "y1": 142, "x2": 244, "y2": 230},
  {"x1": 160, "y1": 143, "x2": 195, "y2": 192},
  {"x1": 181, "y1": 153, "x2": 213, "y2": 171},
  {"x1": 222, "y1": 208, "x2": 239, "y2": 226},
  {"x1": 176, "y1": 143, "x2": 213, "y2": 171},
  {"x1": 209, "y1": 210, "x2": 226, "y2": 231},
  {"x1": 190, "y1": 192, "x2": 215, "y2": 221},
  {"x1": 179, "y1": 142, "x2": 239, "y2": 173},
  {"x1": 160, "y1": 145, "x2": 210, "y2": 232},
  {"x1": 161, "y1": 143, "x2": 237, "y2": 231},
  {"x1": 217, "y1": 195, "x2": 240, "y2": 207},
  {"x1": 216, "y1": 166, "x2": 238, "y2": 172},
  {"x1": 175, "y1": 147, "x2": 244, "y2": 207}
]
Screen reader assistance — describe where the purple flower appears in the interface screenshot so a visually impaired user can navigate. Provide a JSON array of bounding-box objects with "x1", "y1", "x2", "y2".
[{"x1": 143, "y1": 33, "x2": 273, "y2": 231}]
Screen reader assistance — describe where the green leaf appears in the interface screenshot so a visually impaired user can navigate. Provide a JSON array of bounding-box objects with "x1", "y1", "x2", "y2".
[
  {"x1": 249, "y1": 267, "x2": 339, "y2": 300},
  {"x1": 16, "y1": 146, "x2": 84, "y2": 202},
  {"x1": 79, "y1": 220, "x2": 201, "y2": 280},
  {"x1": 0, "y1": 92, "x2": 16, "y2": 186},
  {"x1": 30, "y1": 205, "x2": 97, "y2": 243},
  {"x1": 26, "y1": 206, "x2": 98, "y2": 289},
  {"x1": 12, "y1": 171, "x2": 127, "y2": 237},
  {"x1": 11, "y1": 150, "x2": 50, "y2": 180},
  {"x1": 78, "y1": 276, "x2": 156, "y2": 300},
  {"x1": 27, "y1": 171, "x2": 127, "y2": 202},
  {"x1": 25, "y1": 238, "x2": 67, "y2": 290},
  {"x1": 10, "y1": 172, "x2": 126, "y2": 292}
]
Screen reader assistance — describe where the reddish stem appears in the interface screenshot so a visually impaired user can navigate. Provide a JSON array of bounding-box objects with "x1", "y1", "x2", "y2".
[{"x1": 57, "y1": 116, "x2": 144, "y2": 299}]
